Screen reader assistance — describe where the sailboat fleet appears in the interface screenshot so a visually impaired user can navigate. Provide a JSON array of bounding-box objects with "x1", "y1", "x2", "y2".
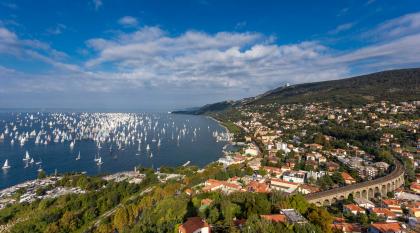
[{"x1": 0, "y1": 112, "x2": 231, "y2": 172}]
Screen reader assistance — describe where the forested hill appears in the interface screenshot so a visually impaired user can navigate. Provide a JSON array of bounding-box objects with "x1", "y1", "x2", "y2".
[{"x1": 174, "y1": 68, "x2": 420, "y2": 114}]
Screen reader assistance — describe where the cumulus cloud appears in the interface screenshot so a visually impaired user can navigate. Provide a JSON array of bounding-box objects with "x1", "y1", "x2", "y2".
[
  {"x1": 1, "y1": 12, "x2": 420, "y2": 109},
  {"x1": 118, "y1": 16, "x2": 138, "y2": 27}
]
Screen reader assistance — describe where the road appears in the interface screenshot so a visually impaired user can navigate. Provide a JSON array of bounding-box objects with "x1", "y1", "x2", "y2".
[{"x1": 91, "y1": 186, "x2": 154, "y2": 229}]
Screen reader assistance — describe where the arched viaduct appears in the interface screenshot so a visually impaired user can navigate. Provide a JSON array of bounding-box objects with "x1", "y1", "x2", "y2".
[{"x1": 306, "y1": 160, "x2": 404, "y2": 206}]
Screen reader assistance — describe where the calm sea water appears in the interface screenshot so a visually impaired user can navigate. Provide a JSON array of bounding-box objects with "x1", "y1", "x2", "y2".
[{"x1": 0, "y1": 112, "x2": 226, "y2": 189}]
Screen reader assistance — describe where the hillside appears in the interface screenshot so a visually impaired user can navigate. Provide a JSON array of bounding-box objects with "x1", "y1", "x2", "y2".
[{"x1": 174, "y1": 68, "x2": 420, "y2": 114}]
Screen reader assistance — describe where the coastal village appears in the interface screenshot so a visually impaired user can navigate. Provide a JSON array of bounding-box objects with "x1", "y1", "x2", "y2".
[
  {"x1": 0, "y1": 100, "x2": 418, "y2": 233},
  {"x1": 177, "y1": 100, "x2": 419, "y2": 233}
]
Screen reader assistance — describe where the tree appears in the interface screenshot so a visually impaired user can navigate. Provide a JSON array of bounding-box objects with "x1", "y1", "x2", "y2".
[
  {"x1": 113, "y1": 207, "x2": 129, "y2": 231},
  {"x1": 38, "y1": 170, "x2": 46, "y2": 179},
  {"x1": 306, "y1": 206, "x2": 333, "y2": 233}
]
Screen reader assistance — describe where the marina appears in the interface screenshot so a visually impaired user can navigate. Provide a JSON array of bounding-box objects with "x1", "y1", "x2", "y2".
[{"x1": 0, "y1": 112, "x2": 231, "y2": 189}]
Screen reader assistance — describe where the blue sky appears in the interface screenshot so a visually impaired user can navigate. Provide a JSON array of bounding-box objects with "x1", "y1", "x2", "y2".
[{"x1": 0, "y1": 0, "x2": 420, "y2": 111}]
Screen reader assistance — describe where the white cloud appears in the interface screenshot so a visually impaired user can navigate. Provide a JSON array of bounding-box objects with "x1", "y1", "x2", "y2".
[
  {"x1": 1, "y1": 12, "x2": 420, "y2": 109},
  {"x1": 328, "y1": 22, "x2": 354, "y2": 34},
  {"x1": 118, "y1": 16, "x2": 138, "y2": 27},
  {"x1": 364, "y1": 12, "x2": 420, "y2": 40},
  {"x1": 46, "y1": 24, "x2": 67, "y2": 35}
]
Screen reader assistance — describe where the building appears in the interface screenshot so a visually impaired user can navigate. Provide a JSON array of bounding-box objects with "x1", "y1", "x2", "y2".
[
  {"x1": 245, "y1": 147, "x2": 258, "y2": 156},
  {"x1": 344, "y1": 204, "x2": 366, "y2": 215},
  {"x1": 370, "y1": 208, "x2": 397, "y2": 221},
  {"x1": 367, "y1": 222, "x2": 404, "y2": 233},
  {"x1": 246, "y1": 181, "x2": 270, "y2": 193},
  {"x1": 260, "y1": 214, "x2": 286, "y2": 223},
  {"x1": 341, "y1": 172, "x2": 356, "y2": 185},
  {"x1": 410, "y1": 182, "x2": 420, "y2": 194},
  {"x1": 282, "y1": 171, "x2": 306, "y2": 184},
  {"x1": 202, "y1": 179, "x2": 242, "y2": 194},
  {"x1": 281, "y1": 209, "x2": 308, "y2": 224},
  {"x1": 297, "y1": 184, "x2": 320, "y2": 194},
  {"x1": 269, "y1": 178, "x2": 299, "y2": 194},
  {"x1": 331, "y1": 222, "x2": 362, "y2": 233},
  {"x1": 354, "y1": 197, "x2": 375, "y2": 209},
  {"x1": 179, "y1": 217, "x2": 210, "y2": 233}
]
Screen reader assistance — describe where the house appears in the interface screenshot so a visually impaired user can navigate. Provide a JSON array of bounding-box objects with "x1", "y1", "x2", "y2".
[
  {"x1": 246, "y1": 181, "x2": 270, "y2": 193},
  {"x1": 354, "y1": 197, "x2": 375, "y2": 209},
  {"x1": 326, "y1": 161, "x2": 340, "y2": 172},
  {"x1": 331, "y1": 222, "x2": 362, "y2": 233},
  {"x1": 202, "y1": 179, "x2": 242, "y2": 194},
  {"x1": 410, "y1": 182, "x2": 420, "y2": 194},
  {"x1": 281, "y1": 209, "x2": 308, "y2": 224},
  {"x1": 260, "y1": 214, "x2": 286, "y2": 223},
  {"x1": 263, "y1": 166, "x2": 282, "y2": 177},
  {"x1": 282, "y1": 170, "x2": 306, "y2": 184},
  {"x1": 297, "y1": 184, "x2": 320, "y2": 194},
  {"x1": 344, "y1": 204, "x2": 365, "y2": 215},
  {"x1": 406, "y1": 202, "x2": 420, "y2": 218},
  {"x1": 367, "y1": 222, "x2": 404, "y2": 233},
  {"x1": 244, "y1": 147, "x2": 258, "y2": 156},
  {"x1": 179, "y1": 217, "x2": 211, "y2": 233},
  {"x1": 370, "y1": 208, "x2": 397, "y2": 220},
  {"x1": 341, "y1": 172, "x2": 356, "y2": 185},
  {"x1": 382, "y1": 199, "x2": 403, "y2": 216},
  {"x1": 269, "y1": 178, "x2": 299, "y2": 194}
]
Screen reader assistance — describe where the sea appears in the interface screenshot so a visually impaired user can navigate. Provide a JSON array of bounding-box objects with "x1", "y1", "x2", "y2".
[{"x1": 0, "y1": 111, "x2": 228, "y2": 189}]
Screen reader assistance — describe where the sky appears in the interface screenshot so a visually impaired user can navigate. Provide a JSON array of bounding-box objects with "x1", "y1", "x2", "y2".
[{"x1": 0, "y1": 0, "x2": 420, "y2": 111}]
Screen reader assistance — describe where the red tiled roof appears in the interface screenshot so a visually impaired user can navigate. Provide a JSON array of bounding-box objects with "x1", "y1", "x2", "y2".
[
  {"x1": 344, "y1": 204, "x2": 364, "y2": 213},
  {"x1": 370, "y1": 222, "x2": 401, "y2": 233},
  {"x1": 341, "y1": 172, "x2": 355, "y2": 181},
  {"x1": 331, "y1": 223, "x2": 362, "y2": 233},
  {"x1": 179, "y1": 217, "x2": 210, "y2": 233},
  {"x1": 260, "y1": 214, "x2": 286, "y2": 223},
  {"x1": 247, "y1": 181, "x2": 270, "y2": 193},
  {"x1": 371, "y1": 208, "x2": 397, "y2": 218}
]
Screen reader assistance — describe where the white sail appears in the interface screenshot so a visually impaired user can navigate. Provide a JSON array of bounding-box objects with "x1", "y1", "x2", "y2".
[
  {"x1": 2, "y1": 159, "x2": 10, "y2": 169},
  {"x1": 23, "y1": 151, "x2": 30, "y2": 161}
]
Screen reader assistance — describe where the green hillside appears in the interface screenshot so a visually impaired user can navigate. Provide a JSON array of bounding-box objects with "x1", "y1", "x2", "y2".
[{"x1": 176, "y1": 68, "x2": 420, "y2": 115}]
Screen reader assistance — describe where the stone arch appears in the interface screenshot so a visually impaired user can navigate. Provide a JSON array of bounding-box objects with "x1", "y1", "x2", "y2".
[
  {"x1": 340, "y1": 195, "x2": 346, "y2": 200},
  {"x1": 332, "y1": 197, "x2": 338, "y2": 204},
  {"x1": 381, "y1": 185, "x2": 386, "y2": 196},
  {"x1": 316, "y1": 202, "x2": 322, "y2": 206},
  {"x1": 368, "y1": 188, "x2": 374, "y2": 199},
  {"x1": 387, "y1": 183, "x2": 391, "y2": 193},
  {"x1": 323, "y1": 199, "x2": 330, "y2": 206},
  {"x1": 362, "y1": 190, "x2": 367, "y2": 199},
  {"x1": 374, "y1": 187, "x2": 380, "y2": 197},
  {"x1": 355, "y1": 191, "x2": 361, "y2": 198}
]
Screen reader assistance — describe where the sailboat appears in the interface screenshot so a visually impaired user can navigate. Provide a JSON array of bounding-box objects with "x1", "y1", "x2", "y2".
[
  {"x1": 150, "y1": 152, "x2": 153, "y2": 158},
  {"x1": 96, "y1": 157, "x2": 103, "y2": 166},
  {"x1": 2, "y1": 159, "x2": 10, "y2": 169},
  {"x1": 29, "y1": 158, "x2": 35, "y2": 164},
  {"x1": 76, "y1": 151, "x2": 81, "y2": 160},
  {"x1": 35, "y1": 159, "x2": 42, "y2": 165},
  {"x1": 146, "y1": 144, "x2": 150, "y2": 151},
  {"x1": 157, "y1": 139, "x2": 161, "y2": 147},
  {"x1": 23, "y1": 151, "x2": 30, "y2": 161},
  {"x1": 94, "y1": 154, "x2": 99, "y2": 162},
  {"x1": 37, "y1": 165, "x2": 43, "y2": 172},
  {"x1": 69, "y1": 141, "x2": 75, "y2": 150}
]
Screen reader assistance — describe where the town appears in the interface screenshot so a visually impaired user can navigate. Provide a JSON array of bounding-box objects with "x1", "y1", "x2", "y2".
[{"x1": 0, "y1": 99, "x2": 418, "y2": 233}]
